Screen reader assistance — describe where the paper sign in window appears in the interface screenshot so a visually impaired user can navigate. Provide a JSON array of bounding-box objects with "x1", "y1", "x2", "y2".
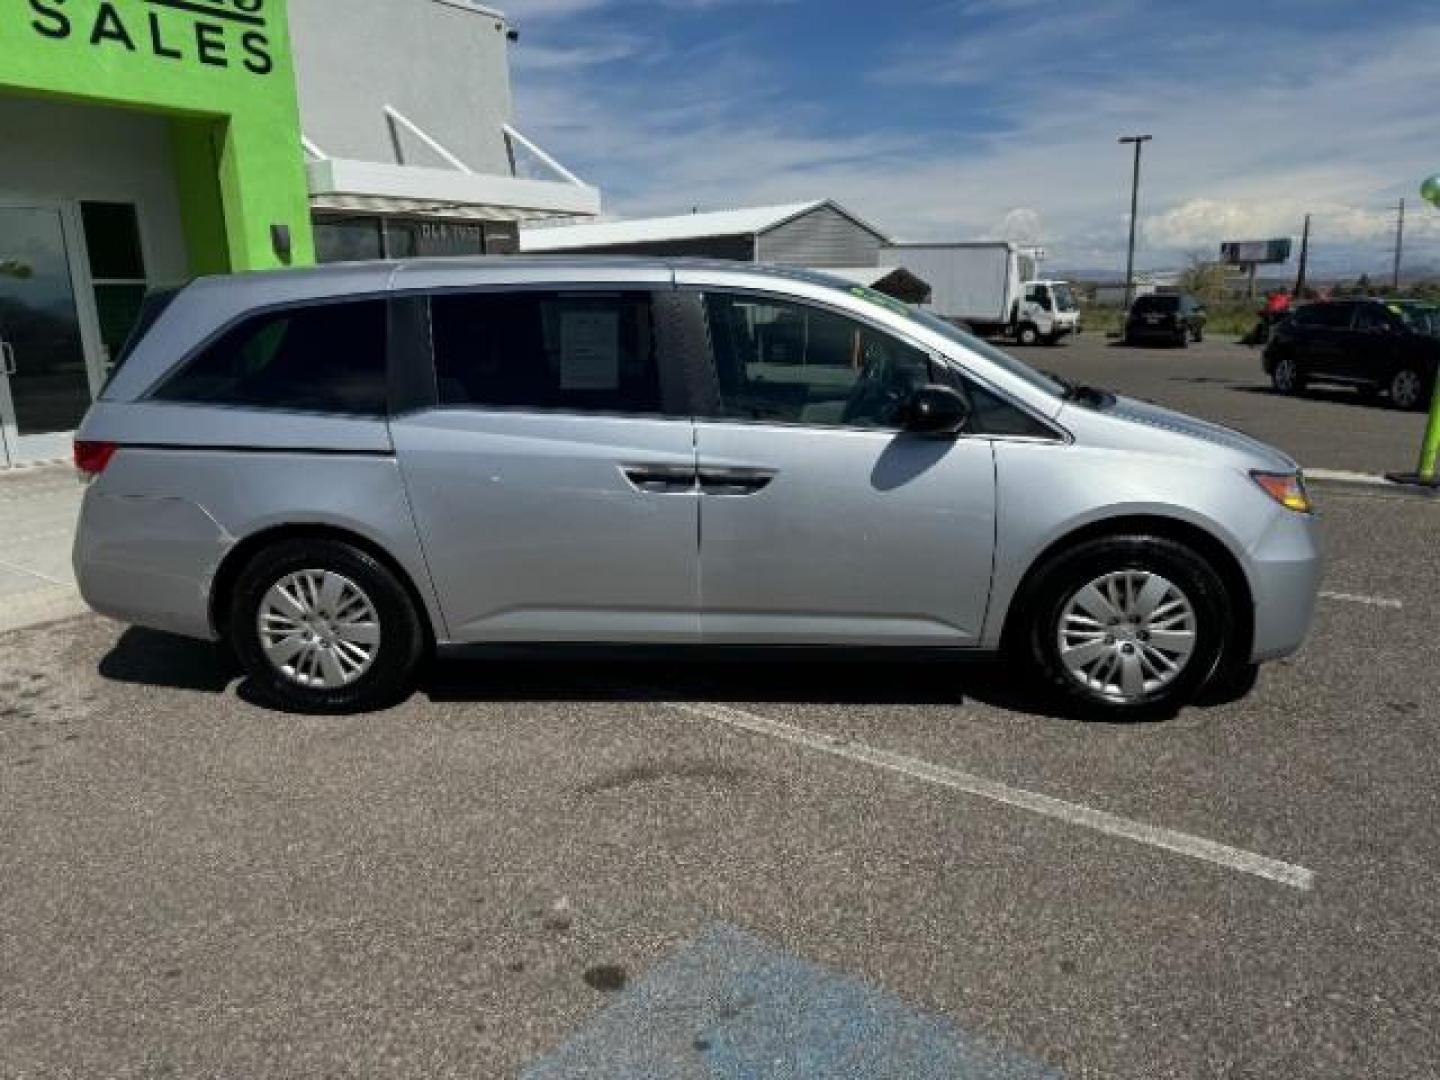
[{"x1": 559, "y1": 309, "x2": 621, "y2": 390}]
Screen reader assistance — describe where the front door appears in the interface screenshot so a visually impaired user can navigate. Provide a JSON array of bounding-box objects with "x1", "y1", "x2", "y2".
[
  {"x1": 692, "y1": 289, "x2": 997, "y2": 645},
  {"x1": 0, "y1": 204, "x2": 97, "y2": 466},
  {"x1": 391, "y1": 287, "x2": 701, "y2": 644}
]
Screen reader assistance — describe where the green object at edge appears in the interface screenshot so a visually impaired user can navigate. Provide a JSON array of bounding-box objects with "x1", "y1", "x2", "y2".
[{"x1": 1418, "y1": 377, "x2": 1440, "y2": 482}]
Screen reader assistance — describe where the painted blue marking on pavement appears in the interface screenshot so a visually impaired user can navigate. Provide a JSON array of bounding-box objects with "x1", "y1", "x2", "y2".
[{"x1": 524, "y1": 923, "x2": 1062, "y2": 1079}]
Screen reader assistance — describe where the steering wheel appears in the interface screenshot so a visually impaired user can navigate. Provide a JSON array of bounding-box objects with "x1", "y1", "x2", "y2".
[{"x1": 841, "y1": 349, "x2": 908, "y2": 426}]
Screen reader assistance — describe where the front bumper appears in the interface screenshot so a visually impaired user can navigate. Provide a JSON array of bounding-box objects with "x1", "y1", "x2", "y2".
[{"x1": 1245, "y1": 505, "x2": 1323, "y2": 663}]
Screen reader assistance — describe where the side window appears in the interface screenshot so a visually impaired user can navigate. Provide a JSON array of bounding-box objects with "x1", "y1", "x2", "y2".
[
  {"x1": 1311, "y1": 303, "x2": 1353, "y2": 329},
  {"x1": 153, "y1": 299, "x2": 388, "y2": 415},
  {"x1": 923, "y1": 361, "x2": 1056, "y2": 438},
  {"x1": 430, "y1": 290, "x2": 663, "y2": 415},
  {"x1": 1355, "y1": 305, "x2": 1396, "y2": 333},
  {"x1": 703, "y1": 292, "x2": 933, "y2": 428}
]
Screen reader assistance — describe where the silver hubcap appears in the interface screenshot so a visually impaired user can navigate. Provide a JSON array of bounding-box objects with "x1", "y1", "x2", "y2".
[
  {"x1": 1058, "y1": 570, "x2": 1198, "y2": 702},
  {"x1": 1393, "y1": 370, "x2": 1420, "y2": 408},
  {"x1": 258, "y1": 570, "x2": 381, "y2": 690}
]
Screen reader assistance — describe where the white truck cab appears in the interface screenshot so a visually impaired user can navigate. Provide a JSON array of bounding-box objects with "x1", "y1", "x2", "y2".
[{"x1": 1016, "y1": 279, "x2": 1081, "y2": 345}]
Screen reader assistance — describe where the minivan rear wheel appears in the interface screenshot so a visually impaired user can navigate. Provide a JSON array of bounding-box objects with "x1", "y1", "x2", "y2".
[
  {"x1": 1020, "y1": 535, "x2": 1231, "y2": 721},
  {"x1": 229, "y1": 538, "x2": 425, "y2": 713}
]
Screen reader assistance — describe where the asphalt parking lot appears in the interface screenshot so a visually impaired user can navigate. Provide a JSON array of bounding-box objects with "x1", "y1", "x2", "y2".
[
  {"x1": 1017, "y1": 332, "x2": 1430, "y2": 476},
  {"x1": 3, "y1": 486, "x2": 1438, "y2": 1079}
]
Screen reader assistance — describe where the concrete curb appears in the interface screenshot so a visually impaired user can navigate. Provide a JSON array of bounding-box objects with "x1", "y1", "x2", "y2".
[
  {"x1": 0, "y1": 458, "x2": 70, "y2": 481},
  {"x1": 0, "y1": 585, "x2": 89, "y2": 637},
  {"x1": 1306, "y1": 468, "x2": 1440, "y2": 502}
]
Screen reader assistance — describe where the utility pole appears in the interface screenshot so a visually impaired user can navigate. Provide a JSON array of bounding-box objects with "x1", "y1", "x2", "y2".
[
  {"x1": 1293, "y1": 214, "x2": 1311, "y2": 297},
  {"x1": 1392, "y1": 198, "x2": 1406, "y2": 291},
  {"x1": 1118, "y1": 135, "x2": 1152, "y2": 311}
]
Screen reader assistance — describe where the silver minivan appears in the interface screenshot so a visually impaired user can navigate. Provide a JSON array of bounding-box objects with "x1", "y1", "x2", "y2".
[{"x1": 72, "y1": 258, "x2": 1321, "y2": 717}]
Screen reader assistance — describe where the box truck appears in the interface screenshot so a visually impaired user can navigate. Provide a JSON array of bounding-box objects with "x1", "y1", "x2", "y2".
[{"x1": 878, "y1": 241, "x2": 1080, "y2": 344}]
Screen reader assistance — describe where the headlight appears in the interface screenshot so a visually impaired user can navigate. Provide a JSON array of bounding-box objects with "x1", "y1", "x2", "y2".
[{"x1": 1251, "y1": 471, "x2": 1312, "y2": 513}]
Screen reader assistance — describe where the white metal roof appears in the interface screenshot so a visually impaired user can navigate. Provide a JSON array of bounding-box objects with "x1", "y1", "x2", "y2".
[{"x1": 520, "y1": 201, "x2": 830, "y2": 252}]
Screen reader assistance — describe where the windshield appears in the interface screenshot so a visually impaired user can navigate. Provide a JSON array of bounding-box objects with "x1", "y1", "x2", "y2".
[
  {"x1": 1050, "y1": 283, "x2": 1078, "y2": 312},
  {"x1": 907, "y1": 308, "x2": 1068, "y2": 398},
  {"x1": 837, "y1": 284, "x2": 1068, "y2": 398}
]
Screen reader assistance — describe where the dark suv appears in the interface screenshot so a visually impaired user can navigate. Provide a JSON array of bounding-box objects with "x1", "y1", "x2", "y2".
[
  {"x1": 1124, "y1": 293, "x2": 1206, "y2": 347},
  {"x1": 1263, "y1": 299, "x2": 1440, "y2": 410}
]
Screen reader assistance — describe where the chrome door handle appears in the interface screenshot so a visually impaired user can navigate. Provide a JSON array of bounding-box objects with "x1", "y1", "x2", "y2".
[
  {"x1": 697, "y1": 467, "x2": 777, "y2": 496},
  {"x1": 0, "y1": 341, "x2": 15, "y2": 377},
  {"x1": 621, "y1": 464, "x2": 696, "y2": 494}
]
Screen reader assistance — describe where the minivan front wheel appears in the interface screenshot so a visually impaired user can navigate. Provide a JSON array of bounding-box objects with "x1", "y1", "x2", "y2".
[
  {"x1": 229, "y1": 538, "x2": 425, "y2": 713},
  {"x1": 1021, "y1": 535, "x2": 1231, "y2": 720}
]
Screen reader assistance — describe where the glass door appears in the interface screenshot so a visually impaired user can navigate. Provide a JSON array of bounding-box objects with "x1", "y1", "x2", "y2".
[{"x1": 0, "y1": 203, "x2": 96, "y2": 466}]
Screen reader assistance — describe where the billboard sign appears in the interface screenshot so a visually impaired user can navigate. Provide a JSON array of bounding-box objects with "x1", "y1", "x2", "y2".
[{"x1": 1220, "y1": 239, "x2": 1292, "y2": 265}]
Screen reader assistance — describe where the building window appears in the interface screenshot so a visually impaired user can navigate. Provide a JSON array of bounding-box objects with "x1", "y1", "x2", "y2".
[
  {"x1": 80, "y1": 202, "x2": 149, "y2": 365},
  {"x1": 313, "y1": 215, "x2": 521, "y2": 263},
  {"x1": 314, "y1": 218, "x2": 384, "y2": 263}
]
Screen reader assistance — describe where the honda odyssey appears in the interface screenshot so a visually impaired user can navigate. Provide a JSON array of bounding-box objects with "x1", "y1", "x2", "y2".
[{"x1": 73, "y1": 258, "x2": 1321, "y2": 718}]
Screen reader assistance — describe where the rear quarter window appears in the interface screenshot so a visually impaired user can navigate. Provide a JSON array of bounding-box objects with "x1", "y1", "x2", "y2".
[{"x1": 152, "y1": 299, "x2": 389, "y2": 415}]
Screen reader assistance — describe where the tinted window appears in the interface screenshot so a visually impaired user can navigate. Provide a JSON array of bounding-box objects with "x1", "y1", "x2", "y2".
[
  {"x1": 1355, "y1": 304, "x2": 1399, "y2": 332},
  {"x1": 431, "y1": 290, "x2": 662, "y2": 415},
  {"x1": 1301, "y1": 303, "x2": 1354, "y2": 329},
  {"x1": 154, "y1": 299, "x2": 388, "y2": 415},
  {"x1": 1132, "y1": 295, "x2": 1179, "y2": 313},
  {"x1": 705, "y1": 293, "x2": 937, "y2": 429}
]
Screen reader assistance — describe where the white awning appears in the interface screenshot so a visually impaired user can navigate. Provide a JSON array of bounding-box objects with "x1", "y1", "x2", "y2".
[{"x1": 307, "y1": 159, "x2": 601, "y2": 223}]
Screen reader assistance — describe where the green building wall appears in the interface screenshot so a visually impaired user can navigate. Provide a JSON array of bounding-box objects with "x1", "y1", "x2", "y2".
[{"x1": 1, "y1": 0, "x2": 315, "y2": 273}]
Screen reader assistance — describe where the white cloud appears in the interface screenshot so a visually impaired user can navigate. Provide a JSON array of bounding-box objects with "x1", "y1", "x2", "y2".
[
  {"x1": 511, "y1": 11, "x2": 1440, "y2": 275},
  {"x1": 511, "y1": 34, "x2": 647, "y2": 70}
]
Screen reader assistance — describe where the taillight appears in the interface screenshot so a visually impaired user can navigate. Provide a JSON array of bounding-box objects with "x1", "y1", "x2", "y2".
[{"x1": 74, "y1": 440, "x2": 118, "y2": 479}]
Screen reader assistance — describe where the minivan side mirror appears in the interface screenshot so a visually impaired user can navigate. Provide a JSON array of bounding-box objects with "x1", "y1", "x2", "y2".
[{"x1": 902, "y1": 384, "x2": 971, "y2": 436}]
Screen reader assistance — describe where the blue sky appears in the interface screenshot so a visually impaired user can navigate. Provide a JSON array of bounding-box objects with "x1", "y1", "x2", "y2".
[{"x1": 501, "y1": 0, "x2": 1440, "y2": 278}]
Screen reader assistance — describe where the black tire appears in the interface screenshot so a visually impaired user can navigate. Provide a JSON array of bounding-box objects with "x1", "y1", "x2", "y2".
[
  {"x1": 1016, "y1": 323, "x2": 1040, "y2": 346},
  {"x1": 1174, "y1": 329, "x2": 1189, "y2": 349},
  {"x1": 1270, "y1": 352, "x2": 1304, "y2": 395},
  {"x1": 1192, "y1": 326, "x2": 1205, "y2": 343},
  {"x1": 228, "y1": 538, "x2": 426, "y2": 713},
  {"x1": 1017, "y1": 535, "x2": 1233, "y2": 722},
  {"x1": 1388, "y1": 366, "x2": 1427, "y2": 412}
]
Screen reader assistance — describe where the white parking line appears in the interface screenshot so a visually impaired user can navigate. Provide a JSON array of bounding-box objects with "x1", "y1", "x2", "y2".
[
  {"x1": 669, "y1": 700, "x2": 1315, "y2": 892},
  {"x1": 1319, "y1": 591, "x2": 1404, "y2": 610}
]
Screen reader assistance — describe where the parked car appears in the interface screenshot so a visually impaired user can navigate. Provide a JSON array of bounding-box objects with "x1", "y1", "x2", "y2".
[
  {"x1": 1125, "y1": 293, "x2": 1207, "y2": 347},
  {"x1": 1263, "y1": 298, "x2": 1440, "y2": 410},
  {"x1": 73, "y1": 259, "x2": 1320, "y2": 719}
]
